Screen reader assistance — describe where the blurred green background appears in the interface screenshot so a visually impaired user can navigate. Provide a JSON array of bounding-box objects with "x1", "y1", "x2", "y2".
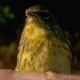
[{"x1": 0, "y1": 0, "x2": 80, "y2": 75}]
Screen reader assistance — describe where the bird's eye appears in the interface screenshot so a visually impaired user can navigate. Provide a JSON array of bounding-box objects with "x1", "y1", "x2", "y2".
[
  {"x1": 39, "y1": 12, "x2": 49, "y2": 20},
  {"x1": 44, "y1": 16, "x2": 49, "y2": 19},
  {"x1": 43, "y1": 12, "x2": 49, "y2": 19}
]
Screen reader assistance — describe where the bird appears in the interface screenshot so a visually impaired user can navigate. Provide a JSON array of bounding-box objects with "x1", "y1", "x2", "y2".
[{"x1": 15, "y1": 5, "x2": 73, "y2": 74}]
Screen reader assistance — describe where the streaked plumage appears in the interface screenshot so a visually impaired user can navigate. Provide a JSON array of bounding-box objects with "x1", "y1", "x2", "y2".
[{"x1": 15, "y1": 5, "x2": 73, "y2": 74}]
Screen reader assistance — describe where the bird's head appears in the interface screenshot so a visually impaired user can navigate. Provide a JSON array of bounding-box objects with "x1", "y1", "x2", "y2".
[
  {"x1": 26, "y1": 5, "x2": 50, "y2": 19},
  {"x1": 25, "y1": 5, "x2": 58, "y2": 31}
]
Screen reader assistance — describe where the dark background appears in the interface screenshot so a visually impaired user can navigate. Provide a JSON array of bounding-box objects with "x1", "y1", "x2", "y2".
[
  {"x1": 0, "y1": 0, "x2": 80, "y2": 75},
  {"x1": 0, "y1": 0, "x2": 80, "y2": 38}
]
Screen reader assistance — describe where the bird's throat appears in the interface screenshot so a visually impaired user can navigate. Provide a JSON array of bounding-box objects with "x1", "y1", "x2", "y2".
[{"x1": 24, "y1": 22, "x2": 50, "y2": 39}]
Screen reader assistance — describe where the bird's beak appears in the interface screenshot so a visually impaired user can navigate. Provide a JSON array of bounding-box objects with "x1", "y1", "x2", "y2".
[{"x1": 27, "y1": 12, "x2": 38, "y2": 17}]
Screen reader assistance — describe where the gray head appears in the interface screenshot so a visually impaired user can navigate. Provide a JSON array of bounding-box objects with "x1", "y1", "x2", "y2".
[{"x1": 25, "y1": 6, "x2": 58, "y2": 29}]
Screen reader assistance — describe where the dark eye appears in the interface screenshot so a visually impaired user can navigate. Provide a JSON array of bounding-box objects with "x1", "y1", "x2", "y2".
[
  {"x1": 44, "y1": 15, "x2": 49, "y2": 19},
  {"x1": 38, "y1": 12, "x2": 49, "y2": 19},
  {"x1": 43, "y1": 12, "x2": 49, "y2": 19}
]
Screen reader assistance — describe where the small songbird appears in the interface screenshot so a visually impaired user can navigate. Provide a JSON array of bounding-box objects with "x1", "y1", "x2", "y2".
[{"x1": 15, "y1": 5, "x2": 73, "y2": 74}]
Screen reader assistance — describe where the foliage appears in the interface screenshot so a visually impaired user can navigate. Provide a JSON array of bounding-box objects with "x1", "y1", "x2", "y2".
[{"x1": 0, "y1": 5, "x2": 14, "y2": 26}]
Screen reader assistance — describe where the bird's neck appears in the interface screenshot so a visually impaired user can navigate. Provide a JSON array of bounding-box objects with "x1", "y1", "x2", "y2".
[{"x1": 23, "y1": 23, "x2": 50, "y2": 39}]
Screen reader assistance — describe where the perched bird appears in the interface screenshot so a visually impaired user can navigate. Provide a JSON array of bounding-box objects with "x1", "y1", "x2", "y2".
[{"x1": 15, "y1": 5, "x2": 73, "y2": 74}]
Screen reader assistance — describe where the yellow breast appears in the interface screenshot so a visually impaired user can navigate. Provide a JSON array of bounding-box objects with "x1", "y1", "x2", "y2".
[{"x1": 15, "y1": 22, "x2": 72, "y2": 74}]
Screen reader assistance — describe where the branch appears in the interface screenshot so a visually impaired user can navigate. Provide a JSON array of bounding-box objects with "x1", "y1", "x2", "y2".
[{"x1": 0, "y1": 69, "x2": 80, "y2": 80}]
